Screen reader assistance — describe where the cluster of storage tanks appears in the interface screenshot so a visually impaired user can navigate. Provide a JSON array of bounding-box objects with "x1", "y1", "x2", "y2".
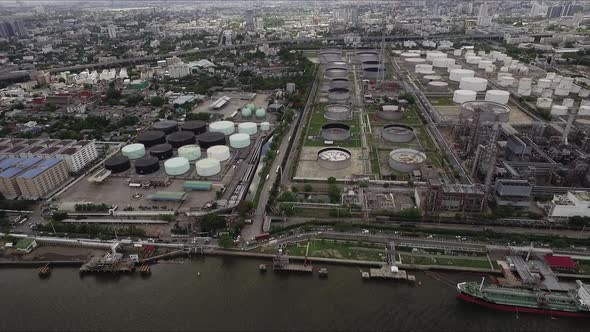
[
  {"x1": 106, "y1": 119, "x2": 271, "y2": 178},
  {"x1": 240, "y1": 103, "x2": 267, "y2": 120}
]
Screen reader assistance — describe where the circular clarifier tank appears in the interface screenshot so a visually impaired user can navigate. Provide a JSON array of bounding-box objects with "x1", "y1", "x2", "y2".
[
  {"x1": 178, "y1": 145, "x2": 201, "y2": 161},
  {"x1": 317, "y1": 147, "x2": 352, "y2": 170},
  {"x1": 104, "y1": 155, "x2": 130, "y2": 173},
  {"x1": 382, "y1": 124, "x2": 415, "y2": 143},
  {"x1": 152, "y1": 120, "x2": 178, "y2": 134},
  {"x1": 134, "y1": 156, "x2": 160, "y2": 174},
  {"x1": 229, "y1": 133, "x2": 251, "y2": 148},
  {"x1": 207, "y1": 145, "x2": 231, "y2": 162},
  {"x1": 320, "y1": 123, "x2": 351, "y2": 141},
  {"x1": 461, "y1": 100, "x2": 511, "y2": 123},
  {"x1": 122, "y1": 143, "x2": 146, "y2": 160},
  {"x1": 388, "y1": 148, "x2": 427, "y2": 173},
  {"x1": 324, "y1": 66, "x2": 348, "y2": 79},
  {"x1": 325, "y1": 104, "x2": 352, "y2": 121},
  {"x1": 329, "y1": 78, "x2": 350, "y2": 89},
  {"x1": 196, "y1": 158, "x2": 221, "y2": 177},
  {"x1": 238, "y1": 122, "x2": 257, "y2": 135},
  {"x1": 137, "y1": 130, "x2": 166, "y2": 148},
  {"x1": 327, "y1": 87, "x2": 350, "y2": 102},
  {"x1": 197, "y1": 132, "x2": 226, "y2": 149},
  {"x1": 209, "y1": 121, "x2": 235, "y2": 135},
  {"x1": 164, "y1": 157, "x2": 190, "y2": 176}
]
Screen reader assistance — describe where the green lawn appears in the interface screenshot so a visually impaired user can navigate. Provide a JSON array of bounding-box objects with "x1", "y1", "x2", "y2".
[
  {"x1": 304, "y1": 105, "x2": 362, "y2": 148},
  {"x1": 400, "y1": 254, "x2": 492, "y2": 269},
  {"x1": 428, "y1": 96, "x2": 454, "y2": 106}
]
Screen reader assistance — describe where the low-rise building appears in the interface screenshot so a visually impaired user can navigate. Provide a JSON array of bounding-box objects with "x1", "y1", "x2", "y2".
[
  {"x1": 548, "y1": 191, "x2": 590, "y2": 219},
  {"x1": 426, "y1": 181, "x2": 486, "y2": 213},
  {"x1": 16, "y1": 158, "x2": 69, "y2": 199},
  {"x1": 495, "y1": 179, "x2": 532, "y2": 207}
]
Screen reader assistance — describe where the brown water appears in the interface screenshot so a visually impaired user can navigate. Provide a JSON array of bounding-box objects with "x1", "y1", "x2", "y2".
[{"x1": 0, "y1": 257, "x2": 588, "y2": 331}]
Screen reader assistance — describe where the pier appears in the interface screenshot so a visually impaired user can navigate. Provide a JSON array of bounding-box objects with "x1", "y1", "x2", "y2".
[{"x1": 79, "y1": 253, "x2": 135, "y2": 274}]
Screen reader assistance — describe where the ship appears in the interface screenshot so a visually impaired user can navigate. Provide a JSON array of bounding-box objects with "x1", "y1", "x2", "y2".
[{"x1": 457, "y1": 279, "x2": 590, "y2": 318}]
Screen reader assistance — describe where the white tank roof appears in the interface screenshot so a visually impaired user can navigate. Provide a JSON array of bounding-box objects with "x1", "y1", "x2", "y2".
[
  {"x1": 178, "y1": 145, "x2": 201, "y2": 161},
  {"x1": 195, "y1": 158, "x2": 221, "y2": 177},
  {"x1": 164, "y1": 157, "x2": 190, "y2": 176},
  {"x1": 260, "y1": 122, "x2": 271, "y2": 131},
  {"x1": 207, "y1": 145, "x2": 230, "y2": 161},
  {"x1": 229, "y1": 133, "x2": 251, "y2": 149},
  {"x1": 485, "y1": 90, "x2": 510, "y2": 104},
  {"x1": 122, "y1": 143, "x2": 146, "y2": 159},
  {"x1": 459, "y1": 77, "x2": 488, "y2": 91},
  {"x1": 449, "y1": 69, "x2": 475, "y2": 82},
  {"x1": 209, "y1": 120, "x2": 235, "y2": 135},
  {"x1": 453, "y1": 90, "x2": 477, "y2": 103},
  {"x1": 238, "y1": 122, "x2": 258, "y2": 135}
]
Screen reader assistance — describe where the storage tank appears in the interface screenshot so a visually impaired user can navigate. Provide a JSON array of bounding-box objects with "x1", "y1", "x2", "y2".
[
  {"x1": 400, "y1": 52, "x2": 420, "y2": 58},
  {"x1": 104, "y1": 155, "x2": 130, "y2": 173},
  {"x1": 255, "y1": 108, "x2": 266, "y2": 119},
  {"x1": 330, "y1": 78, "x2": 350, "y2": 89},
  {"x1": 260, "y1": 122, "x2": 271, "y2": 131},
  {"x1": 499, "y1": 76, "x2": 515, "y2": 87},
  {"x1": 551, "y1": 105, "x2": 568, "y2": 116},
  {"x1": 382, "y1": 124, "x2": 415, "y2": 143},
  {"x1": 563, "y1": 98, "x2": 574, "y2": 108},
  {"x1": 427, "y1": 81, "x2": 449, "y2": 92},
  {"x1": 328, "y1": 87, "x2": 350, "y2": 102},
  {"x1": 426, "y1": 51, "x2": 446, "y2": 62},
  {"x1": 461, "y1": 101, "x2": 511, "y2": 123},
  {"x1": 209, "y1": 120, "x2": 235, "y2": 135},
  {"x1": 542, "y1": 89, "x2": 553, "y2": 98},
  {"x1": 167, "y1": 131, "x2": 196, "y2": 148},
  {"x1": 453, "y1": 49, "x2": 462, "y2": 56},
  {"x1": 538, "y1": 79, "x2": 552, "y2": 89},
  {"x1": 152, "y1": 120, "x2": 178, "y2": 134},
  {"x1": 555, "y1": 88, "x2": 570, "y2": 97},
  {"x1": 164, "y1": 157, "x2": 190, "y2": 176},
  {"x1": 238, "y1": 122, "x2": 257, "y2": 135},
  {"x1": 484, "y1": 90, "x2": 510, "y2": 105},
  {"x1": 325, "y1": 104, "x2": 352, "y2": 120},
  {"x1": 466, "y1": 56, "x2": 482, "y2": 64},
  {"x1": 415, "y1": 64, "x2": 433, "y2": 74},
  {"x1": 178, "y1": 145, "x2": 201, "y2": 161},
  {"x1": 459, "y1": 77, "x2": 488, "y2": 91},
  {"x1": 388, "y1": 148, "x2": 426, "y2": 173},
  {"x1": 320, "y1": 123, "x2": 351, "y2": 141},
  {"x1": 207, "y1": 145, "x2": 231, "y2": 162},
  {"x1": 423, "y1": 75, "x2": 442, "y2": 81},
  {"x1": 229, "y1": 133, "x2": 251, "y2": 148},
  {"x1": 241, "y1": 107, "x2": 252, "y2": 118},
  {"x1": 324, "y1": 66, "x2": 348, "y2": 79},
  {"x1": 432, "y1": 57, "x2": 448, "y2": 68},
  {"x1": 134, "y1": 156, "x2": 160, "y2": 174},
  {"x1": 180, "y1": 120, "x2": 207, "y2": 135},
  {"x1": 246, "y1": 103, "x2": 256, "y2": 112},
  {"x1": 453, "y1": 90, "x2": 477, "y2": 104},
  {"x1": 362, "y1": 66, "x2": 385, "y2": 79},
  {"x1": 536, "y1": 98, "x2": 553, "y2": 109},
  {"x1": 404, "y1": 57, "x2": 426, "y2": 70},
  {"x1": 317, "y1": 147, "x2": 352, "y2": 170},
  {"x1": 580, "y1": 90, "x2": 590, "y2": 98},
  {"x1": 449, "y1": 69, "x2": 475, "y2": 82},
  {"x1": 478, "y1": 60, "x2": 493, "y2": 70},
  {"x1": 578, "y1": 105, "x2": 590, "y2": 116},
  {"x1": 197, "y1": 132, "x2": 226, "y2": 149},
  {"x1": 149, "y1": 143, "x2": 174, "y2": 160},
  {"x1": 356, "y1": 50, "x2": 379, "y2": 62},
  {"x1": 196, "y1": 158, "x2": 221, "y2": 177},
  {"x1": 122, "y1": 143, "x2": 146, "y2": 160},
  {"x1": 137, "y1": 130, "x2": 166, "y2": 148}
]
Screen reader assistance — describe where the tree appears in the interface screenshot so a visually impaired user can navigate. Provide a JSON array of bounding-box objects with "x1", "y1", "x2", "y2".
[
  {"x1": 218, "y1": 234, "x2": 234, "y2": 248},
  {"x1": 303, "y1": 184, "x2": 313, "y2": 192},
  {"x1": 327, "y1": 177, "x2": 337, "y2": 184},
  {"x1": 237, "y1": 200, "x2": 254, "y2": 218},
  {"x1": 328, "y1": 183, "x2": 341, "y2": 204},
  {"x1": 52, "y1": 211, "x2": 68, "y2": 222},
  {"x1": 199, "y1": 214, "x2": 226, "y2": 235},
  {"x1": 150, "y1": 96, "x2": 167, "y2": 107}
]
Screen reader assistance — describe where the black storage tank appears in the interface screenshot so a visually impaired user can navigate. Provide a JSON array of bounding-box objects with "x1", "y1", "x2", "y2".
[
  {"x1": 180, "y1": 120, "x2": 207, "y2": 135},
  {"x1": 152, "y1": 120, "x2": 178, "y2": 134},
  {"x1": 134, "y1": 156, "x2": 160, "y2": 174},
  {"x1": 197, "y1": 132, "x2": 226, "y2": 149},
  {"x1": 137, "y1": 130, "x2": 166, "y2": 147},
  {"x1": 104, "y1": 155, "x2": 130, "y2": 173},
  {"x1": 167, "y1": 131, "x2": 196, "y2": 148},
  {"x1": 149, "y1": 143, "x2": 173, "y2": 160}
]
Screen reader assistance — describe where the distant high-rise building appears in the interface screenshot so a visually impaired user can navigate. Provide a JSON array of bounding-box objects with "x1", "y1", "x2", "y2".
[
  {"x1": 573, "y1": 11, "x2": 584, "y2": 27},
  {"x1": 547, "y1": 5, "x2": 564, "y2": 18},
  {"x1": 0, "y1": 22, "x2": 13, "y2": 38},
  {"x1": 255, "y1": 18, "x2": 264, "y2": 30},
  {"x1": 466, "y1": 2, "x2": 473, "y2": 15},
  {"x1": 351, "y1": 7, "x2": 359, "y2": 27},
  {"x1": 564, "y1": 3, "x2": 582, "y2": 17},
  {"x1": 530, "y1": 1, "x2": 548, "y2": 17},
  {"x1": 107, "y1": 25, "x2": 117, "y2": 39},
  {"x1": 0, "y1": 20, "x2": 27, "y2": 38},
  {"x1": 245, "y1": 9, "x2": 255, "y2": 31},
  {"x1": 477, "y1": 3, "x2": 492, "y2": 27},
  {"x1": 12, "y1": 20, "x2": 27, "y2": 37}
]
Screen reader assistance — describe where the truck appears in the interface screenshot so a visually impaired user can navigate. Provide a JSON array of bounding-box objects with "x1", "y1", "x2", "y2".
[{"x1": 254, "y1": 232, "x2": 271, "y2": 241}]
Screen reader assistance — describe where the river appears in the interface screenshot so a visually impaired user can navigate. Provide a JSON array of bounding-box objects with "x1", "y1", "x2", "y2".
[{"x1": 0, "y1": 257, "x2": 588, "y2": 331}]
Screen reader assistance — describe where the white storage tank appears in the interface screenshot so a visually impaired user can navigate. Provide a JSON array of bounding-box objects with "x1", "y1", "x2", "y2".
[
  {"x1": 563, "y1": 98, "x2": 575, "y2": 108},
  {"x1": 255, "y1": 108, "x2": 266, "y2": 119},
  {"x1": 426, "y1": 51, "x2": 446, "y2": 62},
  {"x1": 580, "y1": 90, "x2": 590, "y2": 98},
  {"x1": 400, "y1": 52, "x2": 420, "y2": 58},
  {"x1": 459, "y1": 77, "x2": 488, "y2": 91},
  {"x1": 446, "y1": 58, "x2": 456, "y2": 67},
  {"x1": 229, "y1": 133, "x2": 250, "y2": 149},
  {"x1": 432, "y1": 57, "x2": 448, "y2": 68},
  {"x1": 579, "y1": 105, "x2": 590, "y2": 116},
  {"x1": 404, "y1": 57, "x2": 426, "y2": 70},
  {"x1": 485, "y1": 90, "x2": 510, "y2": 105},
  {"x1": 260, "y1": 122, "x2": 271, "y2": 131},
  {"x1": 449, "y1": 69, "x2": 475, "y2": 82},
  {"x1": 415, "y1": 64, "x2": 433, "y2": 74},
  {"x1": 536, "y1": 98, "x2": 553, "y2": 109},
  {"x1": 478, "y1": 60, "x2": 493, "y2": 70},
  {"x1": 538, "y1": 79, "x2": 552, "y2": 89},
  {"x1": 499, "y1": 76, "x2": 515, "y2": 87},
  {"x1": 541, "y1": 89, "x2": 553, "y2": 98},
  {"x1": 164, "y1": 157, "x2": 190, "y2": 176},
  {"x1": 195, "y1": 158, "x2": 221, "y2": 177},
  {"x1": 178, "y1": 145, "x2": 201, "y2": 161},
  {"x1": 466, "y1": 56, "x2": 482, "y2": 64},
  {"x1": 555, "y1": 88, "x2": 570, "y2": 97},
  {"x1": 453, "y1": 90, "x2": 477, "y2": 104},
  {"x1": 427, "y1": 81, "x2": 449, "y2": 92},
  {"x1": 122, "y1": 143, "x2": 146, "y2": 160},
  {"x1": 388, "y1": 148, "x2": 427, "y2": 173},
  {"x1": 551, "y1": 105, "x2": 568, "y2": 116},
  {"x1": 241, "y1": 107, "x2": 252, "y2": 118},
  {"x1": 207, "y1": 145, "x2": 230, "y2": 162},
  {"x1": 453, "y1": 49, "x2": 462, "y2": 56},
  {"x1": 209, "y1": 120, "x2": 235, "y2": 135},
  {"x1": 238, "y1": 122, "x2": 257, "y2": 135},
  {"x1": 571, "y1": 84, "x2": 582, "y2": 94}
]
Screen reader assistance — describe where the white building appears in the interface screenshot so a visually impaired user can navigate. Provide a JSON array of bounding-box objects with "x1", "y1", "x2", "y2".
[
  {"x1": 477, "y1": 3, "x2": 492, "y2": 27},
  {"x1": 107, "y1": 25, "x2": 117, "y2": 39},
  {"x1": 168, "y1": 63, "x2": 191, "y2": 78},
  {"x1": 286, "y1": 83, "x2": 296, "y2": 94},
  {"x1": 54, "y1": 141, "x2": 99, "y2": 173},
  {"x1": 548, "y1": 191, "x2": 590, "y2": 219}
]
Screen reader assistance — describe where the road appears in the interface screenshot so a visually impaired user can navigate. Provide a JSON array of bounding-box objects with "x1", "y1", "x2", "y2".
[{"x1": 241, "y1": 72, "x2": 320, "y2": 241}]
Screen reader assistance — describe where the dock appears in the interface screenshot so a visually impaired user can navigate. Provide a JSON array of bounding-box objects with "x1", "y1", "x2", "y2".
[
  {"x1": 368, "y1": 266, "x2": 408, "y2": 280},
  {"x1": 79, "y1": 253, "x2": 135, "y2": 274},
  {"x1": 272, "y1": 254, "x2": 313, "y2": 273}
]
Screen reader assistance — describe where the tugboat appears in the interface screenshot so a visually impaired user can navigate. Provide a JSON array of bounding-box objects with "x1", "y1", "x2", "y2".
[{"x1": 37, "y1": 263, "x2": 51, "y2": 278}]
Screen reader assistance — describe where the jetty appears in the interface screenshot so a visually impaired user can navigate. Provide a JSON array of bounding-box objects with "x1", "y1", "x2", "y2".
[
  {"x1": 79, "y1": 253, "x2": 135, "y2": 274},
  {"x1": 272, "y1": 241, "x2": 313, "y2": 273}
]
